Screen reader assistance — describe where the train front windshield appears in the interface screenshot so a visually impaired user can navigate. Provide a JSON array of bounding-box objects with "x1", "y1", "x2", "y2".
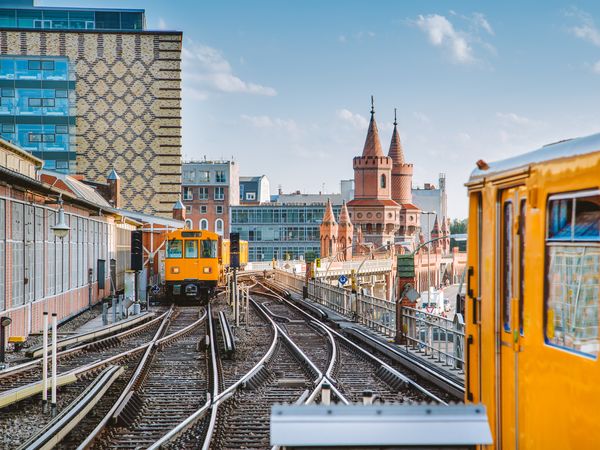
[{"x1": 201, "y1": 239, "x2": 217, "y2": 258}]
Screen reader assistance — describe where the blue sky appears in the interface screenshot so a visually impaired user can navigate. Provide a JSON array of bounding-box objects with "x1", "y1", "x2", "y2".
[{"x1": 42, "y1": 1, "x2": 600, "y2": 217}]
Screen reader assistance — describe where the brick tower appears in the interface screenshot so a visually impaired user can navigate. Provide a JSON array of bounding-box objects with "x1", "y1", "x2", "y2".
[
  {"x1": 337, "y1": 201, "x2": 353, "y2": 261},
  {"x1": 347, "y1": 98, "x2": 401, "y2": 248},
  {"x1": 388, "y1": 108, "x2": 421, "y2": 242},
  {"x1": 431, "y1": 215, "x2": 440, "y2": 251},
  {"x1": 320, "y1": 198, "x2": 338, "y2": 258}
]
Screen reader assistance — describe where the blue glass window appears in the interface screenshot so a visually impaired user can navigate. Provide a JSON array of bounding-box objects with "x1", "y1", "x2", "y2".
[
  {"x1": 0, "y1": 59, "x2": 15, "y2": 80},
  {"x1": 120, "y1": 12, "x2": 143, "y2": 30},
  {"x1": 67, "y1": 11, "x2": 94, "y2": 30},
  {"x1": 548, "y1": 198, "x2": 572, "y2": 240},
  {"x1": 0, "y1": 10, "x2": 17, "y2": 28},
  {"x1": 16, "y1": 10, "x2": 41, "y2": 28},
  {"x1": 95, "y1": 11, "x2": 120, "y2": 29}
]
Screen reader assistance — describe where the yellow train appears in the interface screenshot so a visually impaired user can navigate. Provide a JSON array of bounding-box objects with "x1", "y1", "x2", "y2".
[
  {"x1": 465, "y1": 134, "x2": 600, "y2": 448},
  {"x1": 163, "y1": 229, "x2": 248, "y2": 302}
]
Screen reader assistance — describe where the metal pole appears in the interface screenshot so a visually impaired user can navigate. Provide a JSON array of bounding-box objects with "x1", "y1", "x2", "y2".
[
  {"x1": 51, "y1": 313, "x2": 57, "y2": 414},
  {"x1": 235, "y1": 271, "x2": 240, "y2": 328},
  {"x1": 427, "y1": 213, "x2": 431, "y2": 302},
  {"x1": 102, "y1": 301, "x2": 108, "y2": 326},
  {"x1": 112, "y1": 296, "x2": 117, "y2": 324},
  {"x1": 42, "y1": 312, "x2": 48, "y2": 404},
  {"x1": 0, "y1": 323, "x2": 4, "y2": 364}
]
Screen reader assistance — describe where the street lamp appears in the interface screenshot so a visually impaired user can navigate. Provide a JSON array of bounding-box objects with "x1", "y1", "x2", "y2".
[{"x1": 50, "y1": 196, "x2": 70, "y2": 239}]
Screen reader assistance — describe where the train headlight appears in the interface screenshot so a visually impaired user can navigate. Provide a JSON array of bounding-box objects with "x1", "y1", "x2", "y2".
[
  {"x1": 203, "y1": 267, "x2": 212, "y2": 274},
  {"x1": 171, "y1": 266, "x2": 180, "y2": 274}
]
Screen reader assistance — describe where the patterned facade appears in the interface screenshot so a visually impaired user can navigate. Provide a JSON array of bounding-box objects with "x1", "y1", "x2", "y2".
[{"x1": 0, "y1": 28, "x2": 182, "y2": 217}]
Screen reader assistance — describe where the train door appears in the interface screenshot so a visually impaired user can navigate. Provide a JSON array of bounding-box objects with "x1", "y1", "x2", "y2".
[{"x1": 497, "y1": 186, "x2": 526, "y2": 449}]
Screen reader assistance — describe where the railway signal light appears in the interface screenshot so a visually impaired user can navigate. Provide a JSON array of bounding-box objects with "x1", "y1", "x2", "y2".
[
  {"x1": 230, "y1": 232, "x2": 240, "y2": 269},
  {"x1": 130, "y1": 230, "x2": 143, "y2": 271}
]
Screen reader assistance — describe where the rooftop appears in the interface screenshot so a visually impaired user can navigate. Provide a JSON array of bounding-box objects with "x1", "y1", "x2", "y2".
[{"x1": 0, "y1": 5, "x2": 145, "y2": 32}]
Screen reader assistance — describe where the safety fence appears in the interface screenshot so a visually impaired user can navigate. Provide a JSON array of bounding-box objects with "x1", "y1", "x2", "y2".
[{"x1": 272, "y1": 269, "x2": 464, "y2": 369}]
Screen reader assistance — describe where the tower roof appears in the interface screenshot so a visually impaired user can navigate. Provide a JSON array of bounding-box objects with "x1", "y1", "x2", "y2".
[
  {"x1": 362, "y1": 96, "x2": 384, "y2": 157},
  {"x1": 322, "y1": 198, "x2": 337, "y2": 225},
  {"x1": 338, "y1": 201, "x2": 351, "y2": 226},
  {"x1": 172, "y1": 197, "x2": 184, "y2": 210},
  {"x1": 388, "y1": 108, "x2": 405, "y2": 164},
  {"x1": 432, "y1": 215, "x2": 440, "y2": 234},
  {"x1": 107, "y1": 168, "x2": 120, "y2": 180}
]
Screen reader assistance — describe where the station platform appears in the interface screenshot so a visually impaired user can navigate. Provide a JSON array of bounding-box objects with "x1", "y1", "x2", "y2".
[{"x1": 268, "y1": 281, "x2": 465, "y2": 399}]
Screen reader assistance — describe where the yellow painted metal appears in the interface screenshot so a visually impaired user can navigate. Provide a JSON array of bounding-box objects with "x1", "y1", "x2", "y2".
[
  {"x1": 8, "y1": 336, "x2": 26, "y2": 343},
  {"x1": 0, "y1": 373, "x2": 77, "y2": 409},
  {"x1": 466, "y1": 148, "x2": 600, "y2": 449}
]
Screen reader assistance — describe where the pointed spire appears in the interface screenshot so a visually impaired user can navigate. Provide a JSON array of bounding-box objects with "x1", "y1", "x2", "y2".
[
  {"x1": 322, "y1": 198, "x2": 337, "y2": 225},
  {"x1": 431, "y1": 215, "x2": 440, "y2": 235},
  {"x1": 173, "y1": 196, "x2": 184, "y2": 210},
  {"x1": 441, "y1": 216, "x2": 449, "y2": 233},
  {"x1": 388, "y1": 108, "x2": 405, "y2": 164},
  {"x1": 107, "y1": 168, "x2": 120, "y2": 180},
  {"x1": 362, "y1": 96, "x2": 384, "y2": 157},
  {"x1": 338, "y1": 200, "x2": 351, "y2": 225}
]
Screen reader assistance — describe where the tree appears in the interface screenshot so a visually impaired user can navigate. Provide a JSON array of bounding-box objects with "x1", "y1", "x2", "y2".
[{"x1": 450, "y1": 218, "x2": 467, "y2": 234}]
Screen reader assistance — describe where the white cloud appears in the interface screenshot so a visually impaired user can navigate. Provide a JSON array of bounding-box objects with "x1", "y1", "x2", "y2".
[
  {"x1": 157, "y1": 17, "x2": 168, "y2": 30},
  {"x1": 413, "y1": 13, "x2": 495, "y2": 64},
  {"x1": 182, "y1": 42, "x2": 277, "y2": 99},
  {"x1": 567, "y1": 8, "x2": 600, "y2": 46},
  {"x1": 415, "y1": 14, "x2": 474, "y2": 64},
  {"x1": 496, "y1": 112, "x2": 544, "y2": 127},
  {"x1": 336, "y1": 109, "x2": 369, "y2": 129},
  {"x1": 241, "y1": 114, "x2": 298, "y2": 133},
  {"x1": 338, "y1": 34, "x2": 347, "y2": 43},
  {"x1": 472, "y1": 12, "x2": 494, "y2": 35}
]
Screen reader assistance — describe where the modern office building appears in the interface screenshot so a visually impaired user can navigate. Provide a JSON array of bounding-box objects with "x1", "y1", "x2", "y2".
[
  {"x1": 181, "y1": 160, "x2": 239, "y2": 235},
  {"x1": 231, "y1": 198, "x2": 342, "y2": 261},
  {"x1": 239, "y1": 175, "x2": 270, "y2": 204},
  {"x1": 412, "y1": 173, "x2": 448, "y2": 238},
  {"x1": 0, "y1": 2, "x2": 182, "y2": 216}
]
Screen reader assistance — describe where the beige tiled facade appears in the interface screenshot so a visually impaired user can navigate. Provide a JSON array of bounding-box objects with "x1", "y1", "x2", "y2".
[{"x1": 0, "y1": 30, "x2": 182, "y2": 216}]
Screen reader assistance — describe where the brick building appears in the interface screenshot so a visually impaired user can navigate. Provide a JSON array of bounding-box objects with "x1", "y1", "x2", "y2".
[
  {"x1": 0, "y1": 3, "x2": 182, "y2": 216},
  {"x1": 346, "y1": 101, "x2": 421, "y2": 250},
  {"x1": 181, "y1": 160, "x2": 239, "y2": 235}
]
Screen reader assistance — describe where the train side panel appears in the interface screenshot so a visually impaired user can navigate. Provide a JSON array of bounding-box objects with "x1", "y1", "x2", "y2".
[{"x1": 466, "y1": 149, "x2": 600, "y2": 449}]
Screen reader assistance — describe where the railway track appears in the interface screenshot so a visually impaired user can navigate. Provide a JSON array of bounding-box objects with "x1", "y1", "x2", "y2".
[
  {"x1": 0, "y1": 310, "x2": 167, "y2": 394},
  {"x1": 253, "y1": 285, "x2": 446, "y2": 405},
  {"x1": 81, "y1": 306, "x2": 209, "y2": 450}
]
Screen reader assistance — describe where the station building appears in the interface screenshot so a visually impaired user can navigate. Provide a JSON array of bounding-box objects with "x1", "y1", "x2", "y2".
[
  {"x1": 0, "y1": 2, "x2": 182, "y2": 216},
  {"x1": 0, "y1": 137, "x2": 182, "y2": 342}
]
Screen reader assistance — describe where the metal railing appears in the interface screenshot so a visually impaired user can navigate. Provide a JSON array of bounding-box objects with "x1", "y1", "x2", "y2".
[
  {"x1": 273, "y1": 270, "x2": 396, "y2": 337},
  {"x1": 272, "y1": 269, "x2": 465, "y2": 369},
  {"x1": 400, "y1": 307, "x2": 464, "y2": 369}
]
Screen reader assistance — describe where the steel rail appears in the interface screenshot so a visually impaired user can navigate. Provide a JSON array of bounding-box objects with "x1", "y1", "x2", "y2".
[
  {"x1": 25, "y1": 312, "x2": 153, "y2": 358},
  {"x1": 77, "y1": 306, "x2": 208, "y2": 449},
  {"x1": 256, "y1": 281, "x2": 447, "y2": 405},
  {"x1": 199, "y1": 304, "x2": 220, "y2": 450},
  {"x1": 0, "y1": 309, "x2": 168, "y2": 381},
  {"x1": 254, "y1": 289, "x2": 349, "y2": 406},
  {"x1": 16, "y1": 365, "x2": 124, "y2": 450},
  {"x1": 147, "y1": 298, "x2": 280, "y2": 449}
]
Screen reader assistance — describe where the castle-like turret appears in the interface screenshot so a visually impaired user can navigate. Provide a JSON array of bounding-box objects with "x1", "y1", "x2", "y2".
[
  {"x1": 388, "y1": 109, "x2": 413, "y2": 205},
  {"x1": 320, "y1": 198, "x2": 338, "y2": 258},
  {"x1": 337, "y1": 201, "x2": 353, "y2": 261}
]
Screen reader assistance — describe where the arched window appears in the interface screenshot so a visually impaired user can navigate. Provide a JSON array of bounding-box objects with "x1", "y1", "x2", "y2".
[
  {"x1": 184, "y1": 219, "x2": 192, "y2": 229},
  {"x1": 380, "y1": 174, "x2": 386, "y2": 188},
  {"x1": 200, "y1": 219, "x2": 208, "y2": 230},
  {"x1": 215, "y1": 219, "x2": 224, "y2": 235}
]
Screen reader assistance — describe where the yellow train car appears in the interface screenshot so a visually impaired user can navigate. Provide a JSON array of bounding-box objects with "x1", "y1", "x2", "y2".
[
  {"x1": 219, "y1": 238, "x2": 249, "y2": 269},
  {"x1": 164, "y1": 229, "x2": 220, "y2": 301},
  {"x1": 465, "y1": 134, "x2": 600, "y2": 448}
]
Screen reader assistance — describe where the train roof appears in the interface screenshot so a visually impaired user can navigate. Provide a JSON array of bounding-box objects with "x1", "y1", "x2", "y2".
[{"x1": 468, "y1": 131, "x2": 600, "y2": 184}]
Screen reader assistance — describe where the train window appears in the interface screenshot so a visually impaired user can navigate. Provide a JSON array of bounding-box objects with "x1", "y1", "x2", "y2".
[
  {"x1": 502, "y1": 201, "x2": 513, "y2": 333},
  {"x1": 545, "y1": 191, "x2": 600, "y2": 357},
  {"x1": 166, "y1": 239, "x2": 183, "y2": 258},
  {"x1": 519, "y1": 199, "x2": 526, "y2": 335},
  {"x1": 201, "y1": 239, "x2": 217, "y2": 258},
  {"x1": 185, "y1": 240, "x2": 198, "y2": 258}
]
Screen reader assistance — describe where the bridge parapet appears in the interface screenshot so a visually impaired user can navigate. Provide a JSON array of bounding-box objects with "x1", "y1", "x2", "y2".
[{"x1": 272, "y1": 269, "x2": 465, "y2": 371}]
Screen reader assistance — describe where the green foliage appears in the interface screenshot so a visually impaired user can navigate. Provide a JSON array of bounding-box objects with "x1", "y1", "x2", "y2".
[
  {"x1": 304, "y1": 251, "x2": 317, "y2": 263},
  {"x1": 450, "y1": 218, "x2": 468, "y2": 234}
]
